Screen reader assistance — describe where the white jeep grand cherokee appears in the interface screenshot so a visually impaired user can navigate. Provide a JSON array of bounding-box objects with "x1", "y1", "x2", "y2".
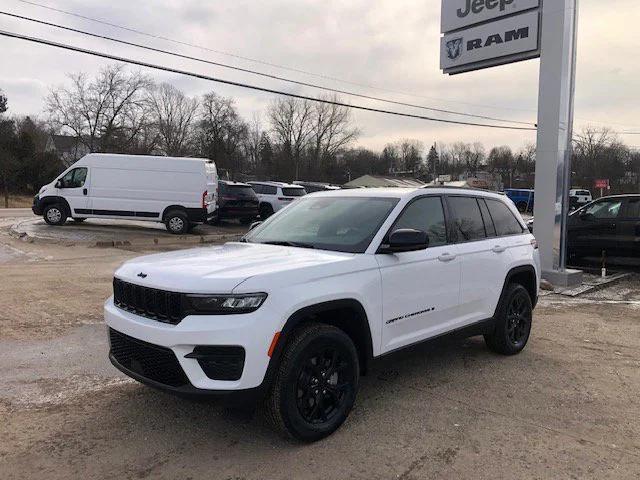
[{"x1": 105, "y1": 187, "x2": 540, "y2": 441}]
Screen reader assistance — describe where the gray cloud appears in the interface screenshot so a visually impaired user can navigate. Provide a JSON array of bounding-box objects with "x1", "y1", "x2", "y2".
[{"x1": 1, "y1": 0, "x2": 638, "y2": 150}]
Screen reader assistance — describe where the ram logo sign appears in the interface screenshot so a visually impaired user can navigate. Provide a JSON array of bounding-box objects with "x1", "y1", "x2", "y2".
[
  {"x1": 440, "y1": 10, "x2": 540, "y2": 74},
  {"x1": 445, "y1": 38, "x2": 464, "y2": 60}
]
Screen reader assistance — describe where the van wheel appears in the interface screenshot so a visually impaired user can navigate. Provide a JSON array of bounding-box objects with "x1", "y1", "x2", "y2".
[
  {"x1": 43, "y1": 204, "x2": 67, "y2": 226},
  {"x1": 72, "y1": 218, "x2": 86, "y2": 223},
  {"x1": 165, "y1": 210, "x2": 189, "y2": 235},
  {"x1": 263, "y1": 323, "x2": 359, "y2": 442},
  {"x1": 259, "y1": 204, "x2": 274, "y2": 220},
  {"x1": 485, "y1": 283, "x2": 533, "y2": 355}
]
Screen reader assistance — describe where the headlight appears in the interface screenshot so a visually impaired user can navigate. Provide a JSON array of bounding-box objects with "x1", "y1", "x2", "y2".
[{"x1": 184, "y1": 293, "x2": 267, "y2": 314}]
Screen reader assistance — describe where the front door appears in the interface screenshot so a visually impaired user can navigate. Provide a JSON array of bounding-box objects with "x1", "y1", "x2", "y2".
[
  {"x1": 55, "y1": 167, "x2": 90, "y2": 216},
  {"x1": 569, "y1": 198, "x2": 623, "y2": 257},
  {"x1": 377, "y1": 195, "x2": 461, "y2": 353}
]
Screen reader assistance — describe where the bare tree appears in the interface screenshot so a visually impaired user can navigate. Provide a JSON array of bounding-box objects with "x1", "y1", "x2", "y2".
[
  {"x1": 268, "y1": 97, "x2": 314, "y2": 180},
  {"x1": 198, "y1": 92, "x2": 248, "y2": 176},
  {"x1": 309, "y1": 95, "x2": 359, "y2": 171},
  {"x1": 397, "y1": 139, "x2": 424, "y2": 173},
  {"x1": 46, "y1": 64, "x2": 154, "y2": 157},
  {"x1": 149, "y1": 83, "x2": 199, "y2": 156},
  {"x1": 243, "y1": 112, "x2": 263, "y2": 171},
  {"x1": 0, "y1": 89, "x2": 7, "y2": 114}
]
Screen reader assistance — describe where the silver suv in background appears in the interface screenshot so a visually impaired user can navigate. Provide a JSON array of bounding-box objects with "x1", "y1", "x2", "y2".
[{"x1": 248, "y1": 181, "x2": 307, "y2": 219}]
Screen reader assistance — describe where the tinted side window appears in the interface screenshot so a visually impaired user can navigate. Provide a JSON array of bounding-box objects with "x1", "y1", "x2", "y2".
[
  {"x1": 584, "y1": 199, "x2": 622, "y2": 219},
  {"x1": 486, "y1": 199, "x2": 525, "y2": 236},
  {"x1": 448, "y1": 196, "x2": 486, "y2": 242},
  {"x1": 250, "y1": 184, "x2": 263, "y2": 194},
  {"x1": 478, "y1": 199, "x2": 496, "y2": 237},
  {"x1": 265, "y1": 185, "x2": 278, "y2": 195},
  {"x1": 392, "y1": 196, "x2": 447, "y2": 247},
  {"x1": 59, "y1": 167, "x2": 88, "y2": 188},
  {"x1": 622, "y1": 198, "x2": 640, "y2": 218}
]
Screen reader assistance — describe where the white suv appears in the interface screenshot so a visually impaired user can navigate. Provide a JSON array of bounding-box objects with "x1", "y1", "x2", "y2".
[
  {"x1": 105, "y1": 187, "x2": 540, "y2": 441},
  {"x1": 248, "y1": 181, "x2": 306, "y2": 219}
]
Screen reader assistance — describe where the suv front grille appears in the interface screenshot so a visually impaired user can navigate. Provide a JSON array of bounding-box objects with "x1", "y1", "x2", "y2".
[
  {"x1": 109, "y1": 328, "x2": 190, "y2": 387},
  {"x1": 113, "y1": 278, "x2": 183, "y2": 324}
]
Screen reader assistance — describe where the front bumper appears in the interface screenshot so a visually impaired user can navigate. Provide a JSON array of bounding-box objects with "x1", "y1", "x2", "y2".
[
  {"x1": 32, "y1": 195, "x2": 43, "y2": 215},
  {"x1": 104, "y1": 297, "x2": 276, "y2": 394}
]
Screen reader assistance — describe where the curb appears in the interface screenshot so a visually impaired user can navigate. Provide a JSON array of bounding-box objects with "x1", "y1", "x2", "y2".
[{"x1": 9, "y1": 219, "x2": 242, "y2": 248}]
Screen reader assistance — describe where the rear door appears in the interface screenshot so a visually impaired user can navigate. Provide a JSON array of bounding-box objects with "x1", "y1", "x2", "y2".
[
  {"x1": 377, "y1": 195, "x2": 462, "y2": 353},
  {"x1": 446, "y1": 195, "x2": 509, "y2": 324},
  {"x1": 617, "y1": 197, "x2": 640, "y2": 257}
]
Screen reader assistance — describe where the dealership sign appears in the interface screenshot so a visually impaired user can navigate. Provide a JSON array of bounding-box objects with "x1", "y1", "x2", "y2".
[{"x1": 441, "y1": 0, "x2": 541, "y2": 75}]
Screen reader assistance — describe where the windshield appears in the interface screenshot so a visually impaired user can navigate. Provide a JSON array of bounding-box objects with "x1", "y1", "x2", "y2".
[{"x1": 244, "y1": 196, "x2": 400, "y2": 253}]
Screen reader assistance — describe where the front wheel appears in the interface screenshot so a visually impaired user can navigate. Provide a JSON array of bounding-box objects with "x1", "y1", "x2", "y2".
[
  {"x1": 43, "y1": 203, "x2": 67, "y2": 226},
  {"x1": 485, "y1": 283, "x2": 533, "y2": 355},
  {"x1": 263, "y1": 323, "x2": 359, "y2": 442}
]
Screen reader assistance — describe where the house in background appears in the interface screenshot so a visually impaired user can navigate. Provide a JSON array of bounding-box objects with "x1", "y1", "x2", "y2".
[
  {"x1": 45, "y1": 134, "x2": 90, "y2": 166},
  {"x1": 344, "y1": 175, "x2": 424, "y2": 188}
]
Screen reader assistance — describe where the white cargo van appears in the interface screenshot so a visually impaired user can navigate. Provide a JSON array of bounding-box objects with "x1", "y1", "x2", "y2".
[{"x1": 33, "y1": 153, "x2": 218, "y2": 234}]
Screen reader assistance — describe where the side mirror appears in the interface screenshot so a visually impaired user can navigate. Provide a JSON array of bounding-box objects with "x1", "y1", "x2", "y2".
[
  {"x1": 249, "y1": 221, "x2": 262, "y2": 231},
  {"x1": 55, "y1": 179, "x2": 63, "y2": 189},
  {"x1": 380, "y1": 229, "x2": 429, "y2": 254}
]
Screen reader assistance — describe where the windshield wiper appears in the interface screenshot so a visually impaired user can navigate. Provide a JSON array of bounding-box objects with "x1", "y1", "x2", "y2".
[{"x1": 259, "y1": 240, "x2": 317, "y2": 249}]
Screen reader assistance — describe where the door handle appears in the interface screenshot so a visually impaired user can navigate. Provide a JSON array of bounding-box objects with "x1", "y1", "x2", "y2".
[
  {"x1": 83, "y1": 188, "x2": 88, "y2": 195},
  {"x1": 438, "y1": 253, "x2": 457, "y2": 262},
  {"x1": 492, "y1": 245, "x2": 507, "y2": 254}
]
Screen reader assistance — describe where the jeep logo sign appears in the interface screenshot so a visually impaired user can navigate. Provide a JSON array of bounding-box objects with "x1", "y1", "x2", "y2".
[
  {"x1": 440, "y1": 10, "x2": 540, "y2": 74},
  {"x1": 441, "y1": 0, "x2": 539, "y2": 33}
]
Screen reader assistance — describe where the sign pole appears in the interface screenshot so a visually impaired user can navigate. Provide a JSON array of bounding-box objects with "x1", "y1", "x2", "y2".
[{"x1": 533, "y1": 0, "x2": 582, "y2": 286}]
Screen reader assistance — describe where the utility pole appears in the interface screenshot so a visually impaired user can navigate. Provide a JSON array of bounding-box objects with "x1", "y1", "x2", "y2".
[{"x1": 533, "y1": 0, "x2": 582, "y2": 287}]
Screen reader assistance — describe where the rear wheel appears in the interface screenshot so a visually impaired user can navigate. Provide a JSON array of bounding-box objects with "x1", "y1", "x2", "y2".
[
  {"x1": 259, "y1": 203, "x2": 274, "y2": 220},
  {"x1": 485, "y1": 283, "x2": 533, "y2": 355},
  {"x1": 164, "y1": 210, "x2": 189, "y2": 235},
  {"x1": 43, "y1": 203, "x2": 67, "y2": 226},
  {"x1": 263, "y1": 323, "x2": 359, "y2": 442}
]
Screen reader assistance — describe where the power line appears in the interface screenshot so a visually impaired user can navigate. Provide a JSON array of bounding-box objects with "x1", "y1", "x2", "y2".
[
  {"x1": 0, "y1": 28, "x2": 538, "y2": 132},
  {"x1": 0, "y1": 10, "x2": 534, "y2": 127},
  {"x1": 14, "y1": 0, "x2": 539, "y2": 114}
]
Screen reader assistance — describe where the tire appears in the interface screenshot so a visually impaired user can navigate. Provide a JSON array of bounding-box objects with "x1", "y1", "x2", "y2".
[
  {"x1": 72, "y1": 218, "x2": 86, "y2": 223},
  {"x1": 164, "y1": 210, "x2": 189, "y2": 235},
  {"x1": 239, "y1": 216, "x2": 254, "y2": 225},
  {"x1": 263, "y1": 323, "x2": 360, "y2": 442},
  {"x1": 43, "y1": 203, "x2": 67, "y2": 226},
  {"x1": 485, "y1": 283, "x2": 533, "y2": 355},
  {"x1": 259, "y1": 203, "x2": 274, "y2": 220}
]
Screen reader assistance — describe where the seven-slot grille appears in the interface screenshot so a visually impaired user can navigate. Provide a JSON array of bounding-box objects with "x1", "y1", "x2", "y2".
[
  {"x1": 113, "y1": 277, "x2": 183, "y2": 324},
  {"x1": 108, "y1": 328, "x2": 189, "y2": 388}
]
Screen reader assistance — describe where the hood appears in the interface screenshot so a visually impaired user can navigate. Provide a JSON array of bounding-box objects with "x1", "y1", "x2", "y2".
[{"x1": 115, "y1": 242, "x2": 355, "y2": 294}]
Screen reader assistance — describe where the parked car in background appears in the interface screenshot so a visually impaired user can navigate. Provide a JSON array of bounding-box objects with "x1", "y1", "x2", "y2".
[
  {"x1": 527, "y1": 194, "x2": 640, "y2": 260},
  {"x1": 504, "y1": 189, "x2": 535, "y2": 213},
  {"x1": 32, "y1": 153, "x2": 217, "y2": 234},
  {"x1": 293, "y1": 181, "x2": 341, "y2": 193},
  {"x1": 248, "y1": 181, "x2": 307, "y2": 219},
  {"x1": 569, "y1": 189, "x2": 592, "y2": 207},
  {"x1": 215, "y1": 180, "x2": 259, "y2": 225}
]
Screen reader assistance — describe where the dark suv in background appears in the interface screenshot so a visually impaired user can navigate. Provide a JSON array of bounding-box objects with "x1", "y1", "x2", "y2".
[
  {"x1": 215, "y1": 180, "x2": 259, "y2": 224},
  {"x1": 567, "y1": 194, "x2": 640, "y2": 259}
]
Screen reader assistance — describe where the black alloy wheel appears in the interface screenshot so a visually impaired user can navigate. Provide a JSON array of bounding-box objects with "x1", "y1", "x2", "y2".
[
  {"x1": 485, "y1": 283, "x2": 533, "y2": 355},
  {"x1": 295, "y1": 346, "x2": 354, "y2": 425}
]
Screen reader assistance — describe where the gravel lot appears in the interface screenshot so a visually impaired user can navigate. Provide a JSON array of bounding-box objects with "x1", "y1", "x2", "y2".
[{"x1": 1, "y1": 219, "x2": 639, "y2": 479}]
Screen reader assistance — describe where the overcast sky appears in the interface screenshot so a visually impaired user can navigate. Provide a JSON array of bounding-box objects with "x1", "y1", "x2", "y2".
[{"x1": 1, "y1": 0, "x2": 639, "y2": 151}]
